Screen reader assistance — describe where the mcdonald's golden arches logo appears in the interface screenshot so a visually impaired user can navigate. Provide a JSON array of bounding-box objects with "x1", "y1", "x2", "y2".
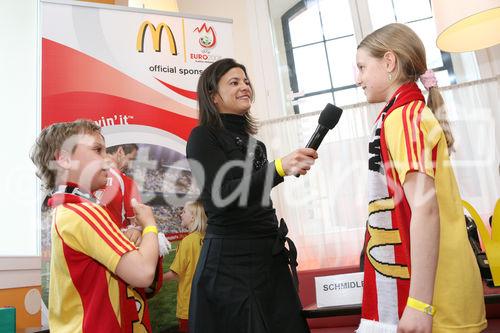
[
  {"x1": 136, "y1": 21, "x2": 178, "y2": 55},
  {"x1": 366, "y1": 197, "x2": 410, "y2": 279}
]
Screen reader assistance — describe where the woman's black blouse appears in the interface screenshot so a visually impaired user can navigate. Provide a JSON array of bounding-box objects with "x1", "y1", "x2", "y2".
[{"x1": 186, "y1": 113, "x2": 284, "y2": 237}]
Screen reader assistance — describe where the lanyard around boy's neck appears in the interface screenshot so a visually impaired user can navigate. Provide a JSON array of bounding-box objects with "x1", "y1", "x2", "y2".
[{"x1": 47, "y1": 184, "x2": 99, "y2": 207}]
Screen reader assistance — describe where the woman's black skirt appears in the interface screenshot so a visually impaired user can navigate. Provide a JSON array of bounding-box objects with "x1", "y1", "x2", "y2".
[{"x1": 188, "y1": 235, "x2": 310, "y2": 333}]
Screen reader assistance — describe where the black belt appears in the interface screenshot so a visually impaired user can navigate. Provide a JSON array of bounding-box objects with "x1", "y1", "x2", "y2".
[{"x1": 272, "y1": 218, "x2": 299, "y2": 292}]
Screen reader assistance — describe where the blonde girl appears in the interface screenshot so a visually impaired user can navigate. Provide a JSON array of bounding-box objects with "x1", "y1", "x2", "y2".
[
  {"x1": 163, "y1": 200, "x2": 207, "y2": 333},
  {"x1": 355, "y1": 23, "x2": 486, "y2": 333}
]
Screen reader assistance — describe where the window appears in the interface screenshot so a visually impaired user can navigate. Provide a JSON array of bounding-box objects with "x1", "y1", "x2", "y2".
[
  {"x1": 367, "y1": 0, "x2": 455, "y2": 87},
  {"x1": 282, "y1": 0, "x2": 455, "y2": 113},
  {"x1": 282, "y1": 0, "x2": 361, "y2": 113}
]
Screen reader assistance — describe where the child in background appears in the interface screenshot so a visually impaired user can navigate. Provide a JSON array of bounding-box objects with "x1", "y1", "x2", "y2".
[
  {"x1": 163, "y1": 201, "x2": 207, "y2": 333},
  {"x1": 355, "y1": 23, "x2": 486, "y2": 332}
]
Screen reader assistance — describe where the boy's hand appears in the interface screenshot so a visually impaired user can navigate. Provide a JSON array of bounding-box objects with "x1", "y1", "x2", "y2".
[
  {"x1": 131, "y1": 198, "x2": 156, "y2": 228},
  {"x1": 124, "y1": 228, "x2": 142, "y2": 246}
]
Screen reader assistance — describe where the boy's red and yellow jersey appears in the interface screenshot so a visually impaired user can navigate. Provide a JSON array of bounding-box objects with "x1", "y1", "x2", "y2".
[{"x1": 49, "y1": 201, "x2": 144, "y2": 333}]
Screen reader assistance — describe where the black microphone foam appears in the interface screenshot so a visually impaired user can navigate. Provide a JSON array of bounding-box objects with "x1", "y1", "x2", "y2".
[
  {"x1": 318, "y1": 103, "x2": 343, "y2": 130},
  {"x1": 305, "y1": 103, "x2": 343, "y2": 150}
]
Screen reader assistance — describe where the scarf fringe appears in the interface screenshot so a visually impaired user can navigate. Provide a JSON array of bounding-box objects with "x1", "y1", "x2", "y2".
[{"x1": 356, "y1": 319, "x2": 397, "y2": 333}]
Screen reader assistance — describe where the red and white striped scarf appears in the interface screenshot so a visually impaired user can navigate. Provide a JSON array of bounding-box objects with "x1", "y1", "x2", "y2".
[{"x1": 359, "y1": 83, "x2": 424, "y2": 332}]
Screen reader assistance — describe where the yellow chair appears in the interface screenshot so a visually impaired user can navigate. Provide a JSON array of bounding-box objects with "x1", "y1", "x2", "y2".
[{"x1": 463, "y1": 199, "x2": 500, "y2": 286}]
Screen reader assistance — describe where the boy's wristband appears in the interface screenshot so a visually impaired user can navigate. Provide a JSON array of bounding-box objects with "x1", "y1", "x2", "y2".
[
  {"x1": 142, "y1": 225, "x2": 158, "y2": 236},
  {"x1": 275, "y1": 158, "x2": 286, "y2": 177},
  {"x1": 407, "y1": 297, "x2": 436, "y2": 316}
]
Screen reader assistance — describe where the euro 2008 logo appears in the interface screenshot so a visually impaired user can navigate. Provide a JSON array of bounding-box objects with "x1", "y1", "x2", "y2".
[{"x1": 193, "y1": 23, "x2": 216, "y2": 48}]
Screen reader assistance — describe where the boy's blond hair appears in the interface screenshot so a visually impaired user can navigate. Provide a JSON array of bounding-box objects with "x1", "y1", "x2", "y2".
[
  {"x1": 30, "y1": 120, "x2": 102, "y2": 190},
  {"x1": 184, "y1": 200, "x2": 208, "y2": 234}
]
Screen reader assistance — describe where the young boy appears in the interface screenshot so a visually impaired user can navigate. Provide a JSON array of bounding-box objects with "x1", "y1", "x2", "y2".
[{"x1": 31, "y1": 120, "x2": 159, "y2": 333}]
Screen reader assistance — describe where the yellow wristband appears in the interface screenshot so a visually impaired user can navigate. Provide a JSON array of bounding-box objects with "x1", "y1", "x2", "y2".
[
  {"x1": 142, "y1": 225, "x2": 158, "y2": 236},
  {"x1": 275, "y1": 158, "x2": 286, "y2": 177},
  {"x1": 407, "y1": 297, "x2": 436, "y2": 316}
]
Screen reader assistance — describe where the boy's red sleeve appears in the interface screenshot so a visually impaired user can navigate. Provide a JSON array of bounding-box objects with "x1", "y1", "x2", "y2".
[{"x1": 123, "y1": 174, "x2": 142, "y2": 219}]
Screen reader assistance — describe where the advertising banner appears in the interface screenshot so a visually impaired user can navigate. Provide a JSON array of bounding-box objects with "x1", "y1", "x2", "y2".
[
  {"x1": 41, "y1": 0, "x2": 233, "y2": 239},
  {"x1": 41, "y1": 2, "x2": 233, "y2": 330}
]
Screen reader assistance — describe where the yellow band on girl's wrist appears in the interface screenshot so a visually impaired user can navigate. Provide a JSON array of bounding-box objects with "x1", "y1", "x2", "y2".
[
  {"x1": 407, "y1": 297, "x2": 436, "y2": 316},
  {"x1": 275, "y1": 158, "x2": 286, "y2": 177},
  {"x1": 142, "y1": 225, "x2": 158, "y2": 236}
]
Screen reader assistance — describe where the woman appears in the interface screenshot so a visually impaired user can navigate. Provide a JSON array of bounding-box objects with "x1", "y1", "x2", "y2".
[{"x1": 186, "y1": 58, "x2": 316, "y2": 333}]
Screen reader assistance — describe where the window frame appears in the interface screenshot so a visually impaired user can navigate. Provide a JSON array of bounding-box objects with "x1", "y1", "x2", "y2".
[{"x1": 281, "y1": 0, "x2": 456, "y2": 114}]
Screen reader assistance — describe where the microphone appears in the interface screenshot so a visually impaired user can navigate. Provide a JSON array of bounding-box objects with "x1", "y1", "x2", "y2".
[
  {"x1": 295, "y1": 103, "x2": 343, "y2": 177},
  {"x1": 306, "y1": 103, "x2": 343, "y2": 150}
]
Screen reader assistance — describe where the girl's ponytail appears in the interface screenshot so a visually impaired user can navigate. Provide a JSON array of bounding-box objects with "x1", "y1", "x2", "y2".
[
  {"x1": 420, "y1": 69, "x2": 455, "y2": 152},
  {"x1": 427, "y1": 87, "x2": 455, "y2": 152}
]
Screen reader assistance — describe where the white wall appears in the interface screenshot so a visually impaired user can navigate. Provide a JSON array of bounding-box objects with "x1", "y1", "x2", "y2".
[
  {"x1": 0, "y1": 0, "x2": 40, "y2": 256},
  {"x1": 123, "y1": 0, "x2": 178, "y2": 11},
  {"x1": 177, "y1": 0, "x2": 287, "y2": 121}
]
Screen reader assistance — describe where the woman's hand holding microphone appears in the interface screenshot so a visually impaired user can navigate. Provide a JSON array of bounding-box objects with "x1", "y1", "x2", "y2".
[{"x1": 280, "y1": 148, "x2": 318, "y2": 176}]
